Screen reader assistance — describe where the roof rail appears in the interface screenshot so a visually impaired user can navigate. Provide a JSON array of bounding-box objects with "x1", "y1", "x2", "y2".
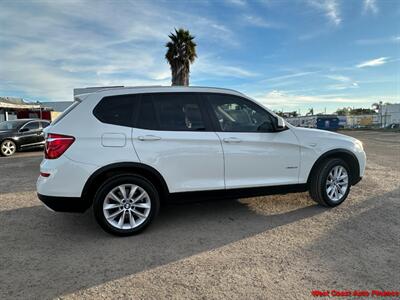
[
  {"x1": 73, "y1": 85, "x2": 243, "y2": 96},
  {"x1": 74, "y1": 86, "x2": 124, "y2": 96},
  {"x1": 73, "y1": 85, "x2": 168, "y2": 96}
]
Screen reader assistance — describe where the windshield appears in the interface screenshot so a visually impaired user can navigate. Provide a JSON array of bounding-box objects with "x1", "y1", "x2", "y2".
[{"x1": 0, "y1": 120, "x2": 26, "y2": 130}]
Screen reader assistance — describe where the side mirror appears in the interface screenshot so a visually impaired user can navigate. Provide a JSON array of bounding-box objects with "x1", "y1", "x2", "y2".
[
  {"x1": 20, "y1": 127, "x2": 30, "y2": 132},
  {"x1": 276, "y1": 117, "x2": 286, "y2": 131}
]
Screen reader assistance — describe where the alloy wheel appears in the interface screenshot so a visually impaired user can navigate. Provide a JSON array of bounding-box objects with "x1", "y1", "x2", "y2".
[
  {"x1": 1, "y1": 141, "x2": 16, "y2": 156},
  {"x1": 325, "y1": 165, "x2": 349, "y2": 202},
  {"x1": 103, "y1": 184, "x2": 151, "y2": 230}
]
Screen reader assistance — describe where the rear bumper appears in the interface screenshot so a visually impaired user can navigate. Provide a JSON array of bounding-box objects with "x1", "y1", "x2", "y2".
[{"x1": 37, "y1": 193, "x2": 90, "y2": 213}]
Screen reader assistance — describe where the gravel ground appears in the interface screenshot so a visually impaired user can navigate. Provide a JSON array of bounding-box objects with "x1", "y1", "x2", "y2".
[{"x1": 0, "y1": 131, "x2": 399, "y2": 299}]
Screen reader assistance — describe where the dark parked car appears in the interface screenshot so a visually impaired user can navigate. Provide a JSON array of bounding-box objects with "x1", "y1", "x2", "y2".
[{"x1": 0, "y1": 119, "x2": 50, "y2": 156}]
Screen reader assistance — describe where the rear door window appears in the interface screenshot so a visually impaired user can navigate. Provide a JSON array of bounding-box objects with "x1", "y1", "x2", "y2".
[{"x1": 136, "y1": 93, "x2": 209, "y2": 131}]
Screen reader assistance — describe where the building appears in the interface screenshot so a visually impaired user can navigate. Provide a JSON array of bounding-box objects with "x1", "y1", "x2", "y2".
[
  {"x1": 345, "y1": 114, "x2": 380, "y2": 128},
  {"x1": 286, "y1": 115, "x2": 340, "y2": 131},
  {"x1": 40, "y1": 101, "x2": 73, "y2": 120},
  {"x1": 379, "y1": 103, "x2": 400, "y2": 127},
  {"x1": 0, "y1": 97, "x2": 52, "y2": 122}
]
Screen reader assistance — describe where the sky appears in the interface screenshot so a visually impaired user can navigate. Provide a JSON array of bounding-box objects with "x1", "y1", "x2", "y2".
[{"x1": 0, "y1": 0, "x2": 399, "y2": 113}]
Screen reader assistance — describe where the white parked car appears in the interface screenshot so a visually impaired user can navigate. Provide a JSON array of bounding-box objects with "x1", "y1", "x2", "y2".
[{"x1": 37, "y1": 86, "x2": 366, "y2": 236}]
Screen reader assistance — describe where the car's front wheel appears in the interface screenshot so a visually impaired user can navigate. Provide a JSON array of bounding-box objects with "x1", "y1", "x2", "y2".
[
  {"x1": 0, "y1": 140, "x2": 17, "y2": 156},
  {"x1": 93, "y1": 174, "x2": 160, "y2": 236},
  {"x1": 309, "y1": 158, "x2": 351, "y2": 207}
]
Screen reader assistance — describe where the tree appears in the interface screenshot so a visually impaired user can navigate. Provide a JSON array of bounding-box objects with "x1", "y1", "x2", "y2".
[
  {"x1": 336, "y1": 107, "x2": 376, "y2": 115},
  {"x1": 336, "y1": 107, "x2": 350, "y2": 116},
  {"x1": 165, "y1": 28, "x2": 197, "y2": 86}
]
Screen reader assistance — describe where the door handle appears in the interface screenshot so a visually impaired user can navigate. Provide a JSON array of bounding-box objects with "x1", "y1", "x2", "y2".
[
  {"x1": 223, "y1": 137, "x2": 242, "y2": 143},
  {"x1": 138, "y1": 135, "x2": 161, "y2": 141}
]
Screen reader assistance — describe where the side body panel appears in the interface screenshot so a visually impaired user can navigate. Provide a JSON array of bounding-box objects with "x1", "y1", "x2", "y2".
[
  {"x1": 132, "y1": 128, "x2": 225, "y2": 192},
  {"x1": 292, "y1": 127, "x2": 366, "y2": 182},
  {"x1": 216, "y1": 129, "x2": 300, "y2": 188}
]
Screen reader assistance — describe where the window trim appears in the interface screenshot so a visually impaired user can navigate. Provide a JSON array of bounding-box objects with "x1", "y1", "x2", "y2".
[
  {"x1": 202, "y1": 93, "x2": 278, "y2": 133},
  {"x1": 134, "y1": 92, "x2": 214, "y2": 132}
]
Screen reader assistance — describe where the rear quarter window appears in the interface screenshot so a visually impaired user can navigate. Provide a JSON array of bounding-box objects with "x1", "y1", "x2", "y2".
[{"x1": 93, "y1": 94, "x2": 139, "y2": 127}]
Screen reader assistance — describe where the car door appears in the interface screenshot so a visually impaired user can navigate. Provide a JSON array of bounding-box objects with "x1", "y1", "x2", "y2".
[
  {"x1": 204, "y1": 93, "x2": 300, "y2": 189},
  {"x1": 132, "y1": 92, "x2": 225, "y2": 193},
  {"x1": 19, "y1": 121, "x2": 42, "y2": 147}
]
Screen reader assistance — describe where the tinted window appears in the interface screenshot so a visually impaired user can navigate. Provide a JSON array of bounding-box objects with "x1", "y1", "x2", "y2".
[
  {"x1": 137, "y1": 93, "x2": 206, "y2": 131},
  {"x1": 24, "y1": 121, "x2": 40, "y2": 131},
  {"x1": 93, "y1": 95, "x2": 138, "y2": 127},
  {"x1": 41, "y1": 122, "x2": 50, "y2": 128},
  {"x1": 137, "y1": 94, "x2": 158, "y2": 130},
  {"x1": 207, "y1": 94, "x2": 275, "y2": 132},
  {"x1": 0, "y1": 120, "x2": 26, "y2": 130}
]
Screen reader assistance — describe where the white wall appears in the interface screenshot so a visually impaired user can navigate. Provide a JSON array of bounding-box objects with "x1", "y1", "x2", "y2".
[{"x1": 380, "y1": 103, "x2": 400, "y2": 126}]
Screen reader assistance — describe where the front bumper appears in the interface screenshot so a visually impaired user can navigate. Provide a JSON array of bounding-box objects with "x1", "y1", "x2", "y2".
[{"x1": 37, "y1": 193, "x2": 90, "y2": 213}]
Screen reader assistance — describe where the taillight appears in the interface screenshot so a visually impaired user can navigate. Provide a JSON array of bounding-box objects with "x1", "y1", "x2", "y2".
[{"x1": 45, "y1": 134, "x2": 75, "y2": 159}]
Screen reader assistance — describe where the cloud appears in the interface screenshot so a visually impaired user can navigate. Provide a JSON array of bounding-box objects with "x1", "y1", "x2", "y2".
[
  {"x1": 253, "y1": 90, "x2": 368, "y2": 111},
  {"x1": 325, "y1": 74, "x2": 359, "y2": 90},
  {"x1": 243, "y1": 15, "x2": 282, "y2": 28},
  {"x1": 356, "y1": 57, "x2": 389, "y2": 68},
  {"x1": 0, "y1": 0, "x2": 239, "y2": 101},
  {"x1": 363, "y1": 0, "x2": 378, "y2": 14},
  {"x1": 224, "y1": 0, "x2": 247, "y2": 6},
  {"x1": 263, "y1": 71, "x2": 319, "y2": 82},
  {"x1": 305, "y1": 0, "x2": 341, "y2": 26},
  {"x1": 325, "y1": 75, "x2": 351, "y2": 82},
  {"x1": 192, "y1": 55, "x2": 258, "y2": 78},
  {"x1": 355, "y1": 36, "x2": 400, "y2": 45},
  {"x1": 328, "y1": 82, "x2": 359, "y2": 90}
]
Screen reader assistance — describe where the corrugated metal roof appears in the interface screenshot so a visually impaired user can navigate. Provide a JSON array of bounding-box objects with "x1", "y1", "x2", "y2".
[{"x1": 0, "y1": 97, "x2": 51, "y2": 110}]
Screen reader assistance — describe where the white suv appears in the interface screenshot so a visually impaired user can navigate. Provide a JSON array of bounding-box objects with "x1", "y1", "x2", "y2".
[{"x1": 37, "y1": 86, "x2": 366, "y2": 236}]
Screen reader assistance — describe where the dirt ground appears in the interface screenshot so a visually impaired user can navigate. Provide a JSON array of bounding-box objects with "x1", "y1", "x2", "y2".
[{"x1": 0, "y1": 131, "x2": 399, "y2": 299}]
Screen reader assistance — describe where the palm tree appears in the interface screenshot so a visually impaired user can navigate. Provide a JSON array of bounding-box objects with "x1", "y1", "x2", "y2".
[{"x1": 165, "y1": 28, "x2": 197, "y2": 86}]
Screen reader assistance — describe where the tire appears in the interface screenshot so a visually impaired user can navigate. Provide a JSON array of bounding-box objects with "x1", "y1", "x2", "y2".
[
  {"x1": 309, "y1": 158, "x2": 351, "y2": 207},
  {"x1": 93, "y1": 174, "x2": 160, "y2": 236},
  {"x1": 0, "y1": 140, "x2": 17, "y2": 157}
]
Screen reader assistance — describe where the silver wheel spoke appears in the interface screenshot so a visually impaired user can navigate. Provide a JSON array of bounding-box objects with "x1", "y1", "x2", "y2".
[
  {"x1": 119, "y1": 186, "x2": 127, "y2": 200},
  {"x1": 117, "y1": 211, "x2": 126, "y2": 228},
  {"x1": 327, "y1": 186, "x2": 333, "y2": 194},
  {"x1": 128, "y1": 186, "x2": 138, "y2": 200},
  {"x1": 107, "y1": 209, "x2": 122, "y2": 220},
  {"x1": 132, "y1": 209, "x2": 146, "y2": 219},
  {"x1": 104, "y1": 203, "x2": 120, "y2": 210},
  {"x1": 108, "y1": 191, "x2": 122, "y2": 203},
  {"x1": 133, "y1": 192, "x2": 146, "y2": 203},
  {"x1": 129, "y1": 212, "x2": 136, "y2": 227},
  {"x1": 132, "y1": 202, "x2": 150, "y2": 209}
]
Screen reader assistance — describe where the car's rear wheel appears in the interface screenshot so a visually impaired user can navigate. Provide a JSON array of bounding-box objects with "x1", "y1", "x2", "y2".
[
  {"x1": 0, "y1": 140, "x2": 17, "y2": 156},
  {"x1": 309, "y1": 158, "x2": 351, "y2": 207},
  {"x1": 93, "y1": 175, "x2": 159, "y2": 236}
]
